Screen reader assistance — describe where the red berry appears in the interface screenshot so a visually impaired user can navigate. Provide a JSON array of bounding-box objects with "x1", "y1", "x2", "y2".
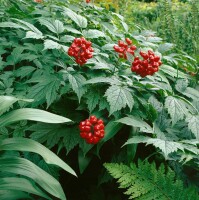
[
  {"x1": 125, "y1": 38, "x2": 132, "y2": 45},
  {"x1": 97, "y1": 119, "x2": 104, "y2": 124},
  {"x1": 90, "y1": 115, "x2": 98, "y2": 124}
]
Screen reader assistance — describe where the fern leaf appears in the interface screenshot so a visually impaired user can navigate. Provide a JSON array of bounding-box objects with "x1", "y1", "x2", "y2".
[{"x1": 104, "y1": 161, "x2": 199, "y2": 200}]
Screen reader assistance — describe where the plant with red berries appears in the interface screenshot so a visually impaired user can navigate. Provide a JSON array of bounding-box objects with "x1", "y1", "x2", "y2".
[
  {"x1": 86, "y1": 0, "x2": 91, "y2": 3},
  {"x1": 131, "y1": 50, "x2": 162, "y2": 77},
  {"x1": 113, "y1": 38, "x2": 137, "y2": 59},
  {"x1": 68, "y1": 37, "x2": 94, "y2": 66},
  {"x1": 79, "y1": 116, "x2": 105, "y2": 144}
]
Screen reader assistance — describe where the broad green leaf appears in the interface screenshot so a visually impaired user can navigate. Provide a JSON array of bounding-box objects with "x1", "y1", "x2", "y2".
[
  {"x1": 25, "y1": 31, "x2": 43, "y2": 39},
  {"x1": 83, "y1": 29, "x2": 105, "y2": 38},
  {"x1": 78, "y1": 149, "x2": 92, "y2": 174},
  {"x1": 0, "y1": 157, "x2": 66, "y2": 200},
  {"x1": 116, "y1": 116, "x2": 153, "y2": 133},
  {"x1": 0, "y1": 96, "x2": 33, "y2": 115},
  {"x1": 175, "y1": 79, "x2": 188, "y2": 92},
  {"x1": 148, "y1": 96, "x2": 163, "y2": 112},
  {"x1": 65, "y1": 25, "x2": 81, "y2": 34},
  {"x1": 0, "y1": 177, "x2": 50, "y2": 199},
  {"x1": 0, "y1": 138, "x2": 76, "y2": 176},
  {"x1": 165, "y1": 96, "x2": 187, "y2": 125},
  {"x1": 102, "y1": 44, "x2": 115, "y2": 50},
  {"x1": 64, "y1": 8, "x2": 87, "y2": 28},
  {"x1": 105, "y1": 85, "x2": 134, "y2": 115},
  {"x1": 186, "y1": 115, "x2": 199, "y2": 140},
  {"x1": 183, "y1": 87, "x2": 199, "y2": 101},
  {"x1": 158, "y1": 43, "x2": 174, "y2": 53},
  {"x1": 0, "y1": 190, "x2": 31, "y2": 200},
  {"x1": 68, "y1": 73, "x2": 87, "y2": 102},
  {"x1": 39, "y1": 18, "x2": 64, "y2": 34},
  {"x1": 0, "y1": 108, "x2": 71, "y2": 127},
  {"x1": 6, "y1": 47, "x2": 24, "y2": 65}
]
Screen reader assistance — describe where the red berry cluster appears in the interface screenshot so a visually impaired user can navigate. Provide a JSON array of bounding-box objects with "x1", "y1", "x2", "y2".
[
  {"x1": 131, "y1": 50, "x2": 162, "y2": 77},
  {"x1": 34, "y1": 0, "x2": 42, "y2": 2},
  {"x1": 113, "y1": 38, "x2": 137, "y2": 59},
  {"x1": 86, "y1": 0, "x2": 91, "y2": 3},
  {"x1": 79, "y1": 116, "x2": 105, "y2": 144},
  {"x1": 68, "y1": 37, "x2": 94, "y2": 66}
]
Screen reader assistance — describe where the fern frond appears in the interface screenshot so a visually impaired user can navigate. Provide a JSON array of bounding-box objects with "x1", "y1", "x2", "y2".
[{"x1": 104, "y1": 161, "x2": 199, "y2": 200}]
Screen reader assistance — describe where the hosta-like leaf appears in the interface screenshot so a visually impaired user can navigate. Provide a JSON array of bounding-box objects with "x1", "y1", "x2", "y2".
[
  {"x1": 39, "y1": 18, "x2": 64, "y2": 34},
  {"x1": 83, "y1": 29, "x2": 105, "y2": 38},
  {"x1": 68, "y1": 73, "x2": 87, "y2": 102},
  {"x1": 0, "y1": 177, "x2": 50, "y2": 199},
  {"x1": 64, "y1": 8, "x2": 87, "y2": 28},
  {"x1": 0, "y1": 138, "x2": 76, "y2": 176},
  {"x1": 105, "y1": 85, "x2": 134, "y2": 115},
  {"x1": 0, "y1": 157, "x2": 66, "y2": 200},
  {"x1": 0, "y1": 108, "x2": 71, "y2": 127},
  {"x1": 165, "y1": 96, "x2": 187, "y2": 125},
  {"x1": 186, "y1": 115, "x2": 199, "y2": 140}
]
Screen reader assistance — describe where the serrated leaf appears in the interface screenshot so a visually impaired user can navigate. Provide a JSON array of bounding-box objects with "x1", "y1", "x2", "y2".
[
  {"x1": 86, "y1": 90, "x2": 100, "y2": 112},
  {"x1": 63, "y1": 127, "x2": 80, "y2": 154},
  {"x1": 102, "y1": 44, "x2": 115, "y2": 50},
  {"x1": 44, "y1": 39, "x2": 61, "y2": 50},
  {"x1": 148, "y1": 96, "x2": 163, "y2": 112},
  {"x1": 0, "y1": 22, "x2": 28, "y2": 30},
  {"x1": 39, "y1": 18, "x2": 64, "y2": 34},
  {"x1": 25, "y1": 31, "x2": 43, "y2": 39},
  {"x1": 83, "y1": 29, "x2": 105, "y2": 38},
  {"x1": 12, "y1": 18, "x2": 42, "y2": 35},
  {"x1": 158, "y1": 43, "x2": 174, "y2": 53},
  {"x1": 68, "y1": 73, "x2": 87, "y2": 102},
  {"x1": 116, "y1": 116, "x2": 153, "y2": 133},
  {"x1": 85, "y1": 77, "x2": 120, "y2": 85},
  {"x1": 65, "y1": 25, "x2": 81, "y2": 34},
  {"x1": 6, "y1": 47, "x2": 24, "y2": 65},
  {"x1": 165, "y1": 96, "x2": 187, "y2": 125},
  {"x1": 105, "y1": 85, "x2": 134, "y2": 115},
  {"x1": 175, "y1": 79, "x2": 188, "y2": 92},
  {"x1": 186, "y1": 115, "x2": 199, "y2": 140},
  {"x1": 29, "y1": 123, "x2": 65, "y2": 149},
  {"x1": 64, "y1": 8, "x2": 87, "y2": 28},
  {"x1": 28, "y1": 77, "x2": 60, "y2": 107},
  {"x1": 124, "y1": 136, "x2": 184, "y2": 159}
]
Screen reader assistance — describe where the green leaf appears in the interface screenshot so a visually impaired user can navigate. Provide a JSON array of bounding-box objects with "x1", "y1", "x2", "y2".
[
  {"x1": 0, "y1": 190, "x2": 31, "y2": 200},
  {"x1": 0, "y1": 138, "x2": 76, "y2": 177},
  {"x1": 44, "y1": 39, "x2": 61, "y2": 50},
  {"x1": 86, "y1": 90, "x2": 100, "y2": 112},
  {"x1": 68, "y1": 73, "x2": 87, "y2": 102},
  {"x1": 0, "y1": 22, "x2": 28, "y2": 30},
  {"x1": 39, "y1": 18, "x2": 64, "y2": 34},
  {"x1": 105, "y1": 85, "x2": 134, "y2": 115},
  {"x1": 186, "y1": 115, "x2": 199, "y2": 140},
  {"x1": 6, "y1": 47, "x2": 24, "y2": 65},
  {"x1": 165, "y1": 96, "x2": 187, "y2": 125},
  {"x1": 0, "y1": 96, "x2": 33, "y2": 115},
  {"x1": 29, "y1": 123, "x2": 66, "y2": 149},
  {"x1": 83, "y1": 29, "x2": 105, "y2": 38},
  {"x1": 28, "y1": 77, "x2": 60, "y2": 107},
  {"x1": 25, "y1": 31, "x2": 43, "y2": 39},
  {"x1": 124, "y1": 136, "x2": 184, "y2": 159},
  {"x1": 175, "y1": 79, "x2": 188, "y2": 92},
  {"x1": 63, "y1": 127, "x2": 80, "y2": 155},
  {"x1": 12, "y1": 18, "x2": 42, "y2": 36},
  {"x1": 85, "y1": 77, "x2": 120, "y2": 85},
  {"x1": 64, "y1": 8, "x2": 87, "y2": 28},
  {"x1": 0, "y1": 157, "x2": 66, "y2": 200},
  {"x1": 0, "y1": 108, "x2": 71, "y2": 127},
  {"x1": 0, "y1": 177, "x2": 50, "y2": 199},
  {"x1": 116, "y1": 116, "x2": 153, "y2": 133}
]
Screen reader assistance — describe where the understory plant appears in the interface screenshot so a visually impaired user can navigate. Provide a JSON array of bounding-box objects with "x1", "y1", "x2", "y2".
[{"x1": 0, "y1": 0, "x2": 198, "y2": 199}]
